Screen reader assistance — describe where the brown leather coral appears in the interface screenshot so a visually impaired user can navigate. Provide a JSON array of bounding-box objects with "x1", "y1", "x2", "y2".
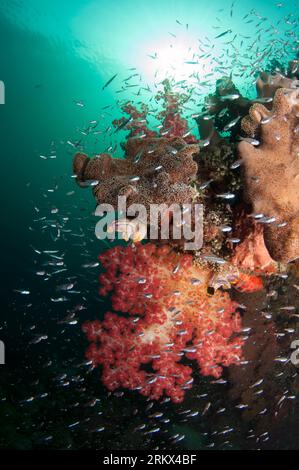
[
  {"x1": 238, "y1": 88, "x2": 299, "y2": 263},
  {"x1": 73, "y1": 136, "x2": 199, "y2": 210},
  {"x1": 256, "y1": 71, "x2": 298, "y2": 99}
]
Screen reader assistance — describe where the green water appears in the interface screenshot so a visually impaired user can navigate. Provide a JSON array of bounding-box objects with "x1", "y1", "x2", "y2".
[{"x1": 0, "y1": 0, "x2": 299, "y2": 450}]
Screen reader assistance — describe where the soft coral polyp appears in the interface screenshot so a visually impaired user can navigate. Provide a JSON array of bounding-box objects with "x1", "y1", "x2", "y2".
[{"x1": 83, "y1": 243, "x2": 244, "y2": 403}]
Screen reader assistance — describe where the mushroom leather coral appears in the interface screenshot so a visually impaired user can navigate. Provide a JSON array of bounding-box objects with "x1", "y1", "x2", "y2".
[
  {"x1": 256, "y1": 72, "x2": 298, "y2": 99},
  {"x1": 239, "y1": 88, "x2": 299, "y2": 263},
  {"x1": 82, "y1": 244, "x2": 244, "y2": 403},
  {"x1": 73, "y1": 137, "x2": 198, "y2": 210}
]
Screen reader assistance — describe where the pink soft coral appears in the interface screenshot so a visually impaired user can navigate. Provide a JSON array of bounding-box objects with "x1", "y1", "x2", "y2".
[{"x1": 83, "y1": 244, "x2": 244, "y2": 403}]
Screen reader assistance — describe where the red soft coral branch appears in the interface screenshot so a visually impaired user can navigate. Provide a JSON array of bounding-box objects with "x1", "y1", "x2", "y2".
[
  {"x1": 156, "y1": 79, "x2": 197, "y2": 143},
  {"x1": 82, "y1": 244, "x2": 244, "y2": 403}
]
